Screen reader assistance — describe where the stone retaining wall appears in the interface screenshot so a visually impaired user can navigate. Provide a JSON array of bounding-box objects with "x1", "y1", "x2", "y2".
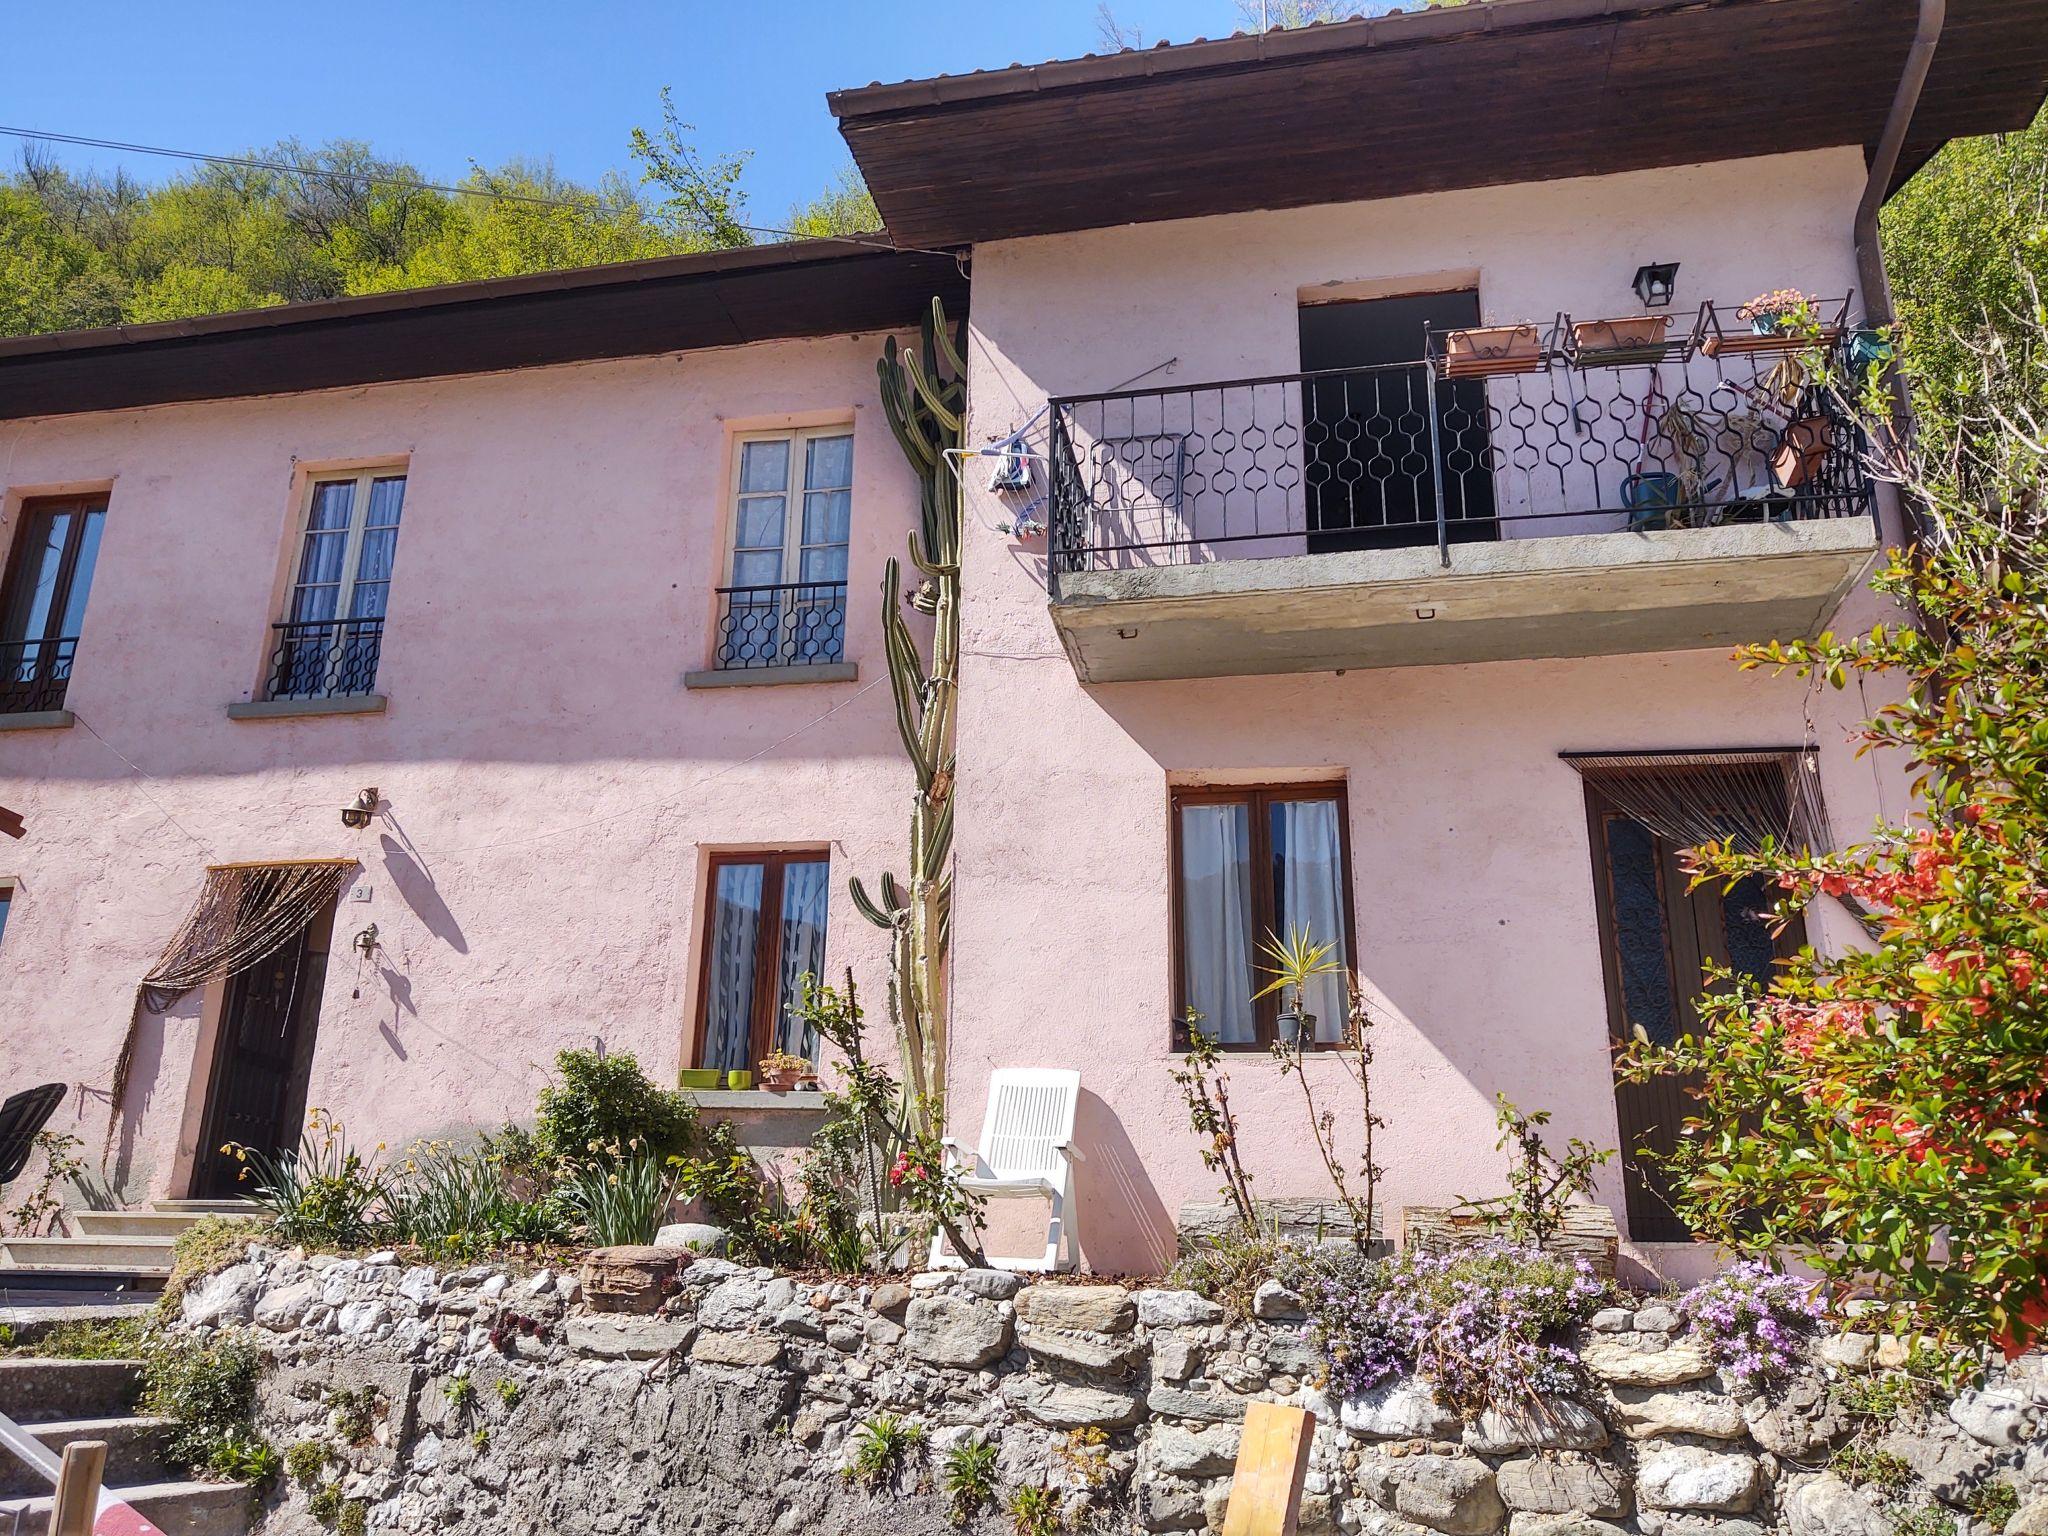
[{"x1": 171, "y1": 1246, "x2": 2048, "y2": 1536}]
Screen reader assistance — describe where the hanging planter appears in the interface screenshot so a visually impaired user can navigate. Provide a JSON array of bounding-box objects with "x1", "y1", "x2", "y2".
[
  {"x1": 1442, "y1": 323, "x2": 1544, "y2": 378},
  {"x1": 1571, "y1": 314, "x2": 1672, "y2": 366}
]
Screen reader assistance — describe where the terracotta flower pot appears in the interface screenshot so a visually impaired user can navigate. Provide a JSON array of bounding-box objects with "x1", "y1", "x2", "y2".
[
  {"x1": 1572, "y1": 314, "x2": 1671, "y2": 358},
  {"x1": 1442, "y1": 323, "x2": 1543, "y2": 377}
]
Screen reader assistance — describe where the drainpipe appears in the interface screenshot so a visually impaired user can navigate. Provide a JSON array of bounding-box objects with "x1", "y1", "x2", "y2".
[{"x1": 1854, "y1": 0, "x2": 1945, "y2": 543}]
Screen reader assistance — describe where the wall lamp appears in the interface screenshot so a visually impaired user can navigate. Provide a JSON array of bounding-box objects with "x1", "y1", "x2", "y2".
[
  {"x1": 341, "y1": 787, "x2": 379, "y2": 830},
  {"x1": 1632, "y1": 261, "x2": 1681, "y2": 309}
]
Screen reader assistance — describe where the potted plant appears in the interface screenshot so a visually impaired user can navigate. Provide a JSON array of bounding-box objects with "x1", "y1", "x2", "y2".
[
  {"x1": 725, "y1": 1069, "x2": 753, "y2": 1091},
  {"x1": 1571, "y1": 314, "x2": 1671, "y2": 361},
  {"x1": 1254, "y1": 925, "x2": 1343, "y2": 1046},
  {"x1": 1442, "y1": 322, "x2": 1543, "y2": 377},
  {"x1": 757, "y1": 1050, "x2": 808, "y2": 1091},
  {"x1": 1739, "y1": 288, "x2": 1814, "y2": 338}
]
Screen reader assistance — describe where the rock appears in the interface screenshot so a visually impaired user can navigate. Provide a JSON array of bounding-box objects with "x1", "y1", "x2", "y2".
[
  {"x1": 525, "y1": 1269, "x2": 554, "y2": 1295},
  {"x1": 1634, "y1": 1518, "x2": 1766, "y2": 1536},
  {"x1": 1137, "y1": 1289, "x2": 1226, "y2": 1328},
  {"x1": 2007, "y1": 1497, "x2": 2048, "y2": 1536},
  {"x1": 864, "y1": 1316, "x2": 904, "y2": 1347},
  {"x1": 955, "y1": 1268, "x2": 1025, "y2": 1300},
  {"x1": 338, "y1": 1299, "x2": 391, "y2": 1336},
  {"x1": 1147, "y1": 1386, "x2": 1249, "y2": 1424},
  {"x1": 696, "y1": 1275, "x2": 765, "y2": 1330},
  {"x1": 1139, "y1": 1477, "x2": 1208, "y2": 1532},
  {"x1": 825, "y1": 1324, "x2": 861, "y2": 1352},
  {"x1": 1496, "y1": 1456, "x2": 1629, "y2": 1518},
  {"x1": 1020, "y1": 1327, "x2": 1146, "y2": 1377},
  {"x1": 254, "y1": 1277, "x2": 320, "y2": 1331},
  {"x1": 1587, "y1": 1309, "x2": 1634, "y2": 1333},
  {"x1": 1016, "y1": 1284, "x2": 1135, "y2": 1334},
  {"x1": 1342, "y1": 1377, "x2": 1461, "y2": 1441},
  {"x1": 1814, "y1": 1333, "x2": 1876, "y2": 1371},
  {"x1": 578, "y1": 1246, "x2": 677, "y2": 1315},
  {"x1": 771, "y1": 1305, "x2": 822, "y2": 1338},
  {"x1": 1154, "y1": 1332, "x2": 1204, "y2": 1382},
  {"x1": 1003, "y1": 1377, "x2": 1145, "y2": 1430},
  {"x1": 1464, "y1": 1398, "x2": 1608, "y2": 1454},
  {"x1": 1740, "y1": 1373, "x2": 1853, "y2": 1457},
  {"x1": 1780, "y1": 1473, "x2": 1888, "y2": 1536},
  {"x1": 1149, "y1": 1424, "x2": 1242, "y2": 1478},
  {"x1": 563, "y1": 1314, "x2": 696, "y2": 1360},
  {"x1": 398, "y1": 1266, "x2": 440, "y2": 1305},
  {"x1": 411, "y1": 1431, "x2": 443, "y2": 1472},
  {"x1": 1633, "y1": 1304, "x2": 1681, "y2": 1333},
  {"x1": 903, "y1": 1293, "x2": 1012, "y2": 1369},
  {"x1": 868, "y1": 1283, "x2": 912, "y2": 1317},
  {"x1": 689, "y1": 1331, "x2": 784, "y2": 1368},
  {"x1": 1508, "y1": 1518, "x2": 1632, "y2": 1536},
  {"x1": 1253, "y1": 1280, "x2": 1307, "y2": 1320},
  {"x1": 1636, "y1": 1446, "x2": 1762, "y2": 1514},
  {"x1": 1609, "y1": 1388, "x2": 1747, "y2": 1441},
  {"x1": 182, "y1": 1262, "x2": 262, "y2": 1326},
  {"x1": 1949, "y1": 1384, "x2": 2035, "y2": 1447},
  {"x1": 1579, "y1": 1338, "x2": 1715, "y2": 1388},
  {"x1": 478, "y1": 1274, "x2": 509, "y2": 1299},
  {"x1": 1366, "y1": 1453, "x2": 1507, "y2": 1536},
  {"x1": 654, "y1": 1222, "x2": 727, "y2": 1256}
]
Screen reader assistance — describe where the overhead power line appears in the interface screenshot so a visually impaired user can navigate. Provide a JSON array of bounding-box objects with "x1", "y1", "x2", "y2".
[{"x1": 0, "y1": 123, "x2": 943, "y2": 259}]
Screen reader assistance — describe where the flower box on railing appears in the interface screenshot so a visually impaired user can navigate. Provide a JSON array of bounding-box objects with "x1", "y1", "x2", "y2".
[
  {"x1": 1570, "y1": 314, "x2": 1674, "y2": 367},
  {"x1": 1441, "y1": 323, "x2": 1545, "y2": 378}
]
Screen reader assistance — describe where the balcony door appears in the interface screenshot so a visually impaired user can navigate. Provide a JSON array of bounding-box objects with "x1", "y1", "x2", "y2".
[
  {"x1": 1297, "y1": 291, "x2": 1498, "y2": 553},
  {"x1": 1, "y1": 495, "x2": 106, "y2": 715}
]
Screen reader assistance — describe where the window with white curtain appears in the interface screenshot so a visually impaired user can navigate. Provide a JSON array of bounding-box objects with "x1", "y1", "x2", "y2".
[
  {"x1": 694, "y1": 851, "x2": 832, "y2": 1074},
  {"x1": 1171, "y1": 784, "x2": 1354, "y2": 1048},
  {"x1": 720, "y1": 429, "x2": 853, "y2": 667},
  {"x1": 271, "y1": 469, "x2": 406, "y2": 698}
]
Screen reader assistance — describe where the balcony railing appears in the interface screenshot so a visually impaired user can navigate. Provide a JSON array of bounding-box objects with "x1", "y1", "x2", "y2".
[
  {"x1": 263, "y1": 616, "x2": 385, "y2": 701},
  {"x1": 0, "y1": 636, "x2": 77, "y2": 714},
  {"x1": 1048, "y1": 313, "x2": 1875, "y2": 592},
  {"x1": 712, "y1": 581, "x2": 847, "y2": 670}
]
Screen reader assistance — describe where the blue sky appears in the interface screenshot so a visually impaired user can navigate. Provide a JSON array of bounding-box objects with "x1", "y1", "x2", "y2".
[{"x1": 5, "y1": 1, "x2": 1272, "y2": 224}]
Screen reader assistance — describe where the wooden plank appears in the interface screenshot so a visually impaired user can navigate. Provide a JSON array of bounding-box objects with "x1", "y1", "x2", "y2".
[
  {"x1": 52, "y1": 1439, "x2": 106, "y2": 1536},
  {"x1": 1222, "y1": 1401, "x2": 1317, "y2": 1536}
]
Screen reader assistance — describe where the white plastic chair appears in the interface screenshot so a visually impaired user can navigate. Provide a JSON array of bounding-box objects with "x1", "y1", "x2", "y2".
[{"x1": 927, "y1": 1068, "x2": 1084, "y2": 1272}]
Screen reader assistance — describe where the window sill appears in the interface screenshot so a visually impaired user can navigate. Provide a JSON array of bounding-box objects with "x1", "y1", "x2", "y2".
[
  {"x1": 227, "y1": 694, "x2": 387, "y2": 721},
  {"x1": 683, "y1": 662, "x2": 856, "y2": 690},
  {"x1": 682, "y1": 1089, "x2": 827, "y2": 1112},
  {"x1": 0, "y1": 709, "x2": 75, "y2": 731}
]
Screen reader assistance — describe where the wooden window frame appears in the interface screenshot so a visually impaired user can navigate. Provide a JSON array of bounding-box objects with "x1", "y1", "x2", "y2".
[
  {"x1": 1168, "y1": 781, "x2": 1357, "y2": 1051},
  {"x1": 0, "y1": 879, "x2": 14, "y2": 951},
  {"x1": 2, "y1": 494, "x2": 107, "y2": 645},
  {"x1": 725, "y1": 427, "x2": 855, "y2": 590},
  {"x1": 690, "y1": 849, "x2": 832, "y2": 1073},
  {"x1": 282, "y1": 466, "x2": 408, "y2": 627}
]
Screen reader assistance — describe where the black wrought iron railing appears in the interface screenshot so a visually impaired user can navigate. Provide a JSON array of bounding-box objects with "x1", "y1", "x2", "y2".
[
  {"x1": 263, "y1": 616, "x2": 384, "y2": 700},
  {"x1": 712, "y1": 581, "x2": 847, "y2": 670},
  {"x1": 0, "y1": 635, "x2": 77, "y2": 714},
  {"x1": 1047, "y1": 323, "x2": 1875, "y2": 590}
]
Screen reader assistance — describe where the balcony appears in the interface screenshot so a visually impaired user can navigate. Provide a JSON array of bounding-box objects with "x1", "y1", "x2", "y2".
[
  {"x1": 1045, "y1": 306, "x2": 1880, "y2": 682},
  {"x1": 1, "y1": 636, "x2": 77, "y2": 714},
  {"x1": 262, "y1": 616, "x2": 385, "y2": 701},
  {"x1": 710, "y1": 581, "x2": 848, "y2": 668}
]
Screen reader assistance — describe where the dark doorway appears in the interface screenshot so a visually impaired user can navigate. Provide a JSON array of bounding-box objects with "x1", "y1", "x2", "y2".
[
  {"x1": 1582, "y1": 787, "x2": 1805, "y2": 1243},
  {"x1": 1297, "y1": 291, "x2": 1499, "y2": 553},
  {"x1": 190, "y1": 919, "x2": 331, "y2": 1198}
]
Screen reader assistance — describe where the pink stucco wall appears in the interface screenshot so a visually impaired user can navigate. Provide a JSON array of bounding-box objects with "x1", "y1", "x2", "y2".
[
  {"x1": 947, "y1": 148, "x2": 1906, "y2": 1277},
  {"x1": 0, "y1": 334, "x2": 918, "y2": 1200}
]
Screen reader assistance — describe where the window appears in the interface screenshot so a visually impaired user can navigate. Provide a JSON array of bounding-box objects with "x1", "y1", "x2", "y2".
[
  {"x1": 1170, "y1": 783, "x2": 1355, "y2": 1048},
  {"x1": 715, "y1": 429, "x2": 852, "y2": 669},
  {"x1": 693, "y1": 851, "x2": 831, "y2": 1074},
  {"x1": 1, "y1": 495, "x2": 106, "y2": 714},
  {"x1": 0, "y1": 884, "x2": 12, "y2": 949},
  {"x1": 268, "y1": 470, "x2": 406, "y2": 700}
]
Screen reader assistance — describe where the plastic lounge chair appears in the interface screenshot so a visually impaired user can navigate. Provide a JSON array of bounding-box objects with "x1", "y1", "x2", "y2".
[{"x1": 927, "y1": 1068, "x2": 1083, "y2": 1272}]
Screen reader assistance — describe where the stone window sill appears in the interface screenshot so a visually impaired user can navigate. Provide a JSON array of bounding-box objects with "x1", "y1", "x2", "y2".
[
  {"x1": 683, "y1": 662, "x2": 856, "y2": 690},
  {"x1": 227, "y1": 694, "x2": 387, "y2": 721},
  {"x1": 683, "y1": 1089, "x2": 827, "y2": 1112},
  {"x1": 0, "y1": 709, "x2": 75, "y2": 731}
]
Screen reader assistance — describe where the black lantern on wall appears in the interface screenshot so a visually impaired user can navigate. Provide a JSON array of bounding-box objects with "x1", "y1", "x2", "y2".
[{"x1": 1632, "y1": 262, "x2": 1680, "y2": 308}]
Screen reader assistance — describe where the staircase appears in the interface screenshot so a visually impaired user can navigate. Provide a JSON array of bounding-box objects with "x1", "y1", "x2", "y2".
[
  {"x1": 0, "y1": 1357, "x2": 252, "y2": 1534},
  {"x1": 0, "y1": 1200, "x2": 263, "y2": 1297}
]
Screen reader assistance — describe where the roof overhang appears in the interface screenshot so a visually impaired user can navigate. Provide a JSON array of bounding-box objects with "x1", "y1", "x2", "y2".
[
  {"x1": 0, "y1": 240, "x2": 969, "y2": 421},
  {"x1": 830, "y1": 0, "x2": 2048, "y2": 248}
]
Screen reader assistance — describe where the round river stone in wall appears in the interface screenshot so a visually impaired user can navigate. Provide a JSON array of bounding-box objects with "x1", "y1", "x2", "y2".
[{"x1": 579, "y1": 1245, "x2": 679, "y2": 1314}]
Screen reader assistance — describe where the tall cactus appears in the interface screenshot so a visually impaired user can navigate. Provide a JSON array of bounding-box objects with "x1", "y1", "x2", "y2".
[{"x1": 850, "y1": 298, "x2": 967, "y2": 1136}]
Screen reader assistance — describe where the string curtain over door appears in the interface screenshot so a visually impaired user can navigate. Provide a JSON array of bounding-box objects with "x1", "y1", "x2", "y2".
[{"x1": 1560, "y1": 749, "x2": 1830, "y2": 857}]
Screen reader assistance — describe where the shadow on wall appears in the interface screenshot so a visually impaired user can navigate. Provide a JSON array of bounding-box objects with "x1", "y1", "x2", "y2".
[
  {"x1": 1073, "y1": 1088, "x2": 1177, "y2": 1275},
  {"x1": 110, "y1": 989, "x2": 197, "y2": 1195},
  {"x1": 380, "y1": 832, "x2": 468, "y2": 954}
]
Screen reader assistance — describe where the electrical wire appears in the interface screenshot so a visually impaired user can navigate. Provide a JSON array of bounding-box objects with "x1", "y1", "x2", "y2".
[{"x1": 0, "y1": 123, "x2": 964, "y2": 263}]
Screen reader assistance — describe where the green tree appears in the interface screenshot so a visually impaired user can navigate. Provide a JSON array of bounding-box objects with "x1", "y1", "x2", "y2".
[
  {"x1": 0, "y1": 184, "x2": 125, "y2": 333},
  {"x1": 627, "y1": 87, "x2": 753, "y2": 249},
  {"x1": 785, "y1": 165, "x2": 880, "y2": 239}
]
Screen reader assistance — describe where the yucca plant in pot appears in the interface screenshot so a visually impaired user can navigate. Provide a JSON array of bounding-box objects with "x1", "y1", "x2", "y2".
[{"x1": 1254, "y1": 925, "x2": 1343, "y2": 1046}]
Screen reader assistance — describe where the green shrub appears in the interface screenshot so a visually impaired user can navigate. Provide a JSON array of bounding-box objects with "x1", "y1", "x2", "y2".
[
  {"x1": 1965, "y1": 1481, "x2": 2019, "y2": 1528},
  {"x1": 284, "y1": 1440, "x2": 331, "y2": 1486},
  {"x1": 561, "y1": 1153, "x2": 682, "y2": 1247},
  {"x1": 337, "y1": 1499, "x2": 369, "y2": 1536},
  {"x1": 325, "y1": 1385, "x2": 380, "y2": 1446},
  {"x1": 1166, "y1": 1227, "x2": 1296, "y2": 1324},
  {"x1": 1830, "y1": 1444, "x2": 1915, "y2": 1493},
  {"x1": 445, "y1": 1374, "x2": 477, "y2": 1417},
  {"x1": 0, "y1": 1316, "x2": 143, "y2": 1358},
  {"x1": 308, "y1": 1482, "x2": 343, "y2": 1523},
  {"x1": 534, "y1": 1048, "x2": 696, "y2": 1165},
  {"x1": 1009, "y1": 1481, "x2": 1063, "y2": 1536},
  {"x1": 233, "y1": 1111, "x2": 386, "y2": 1250},
  {"x1": 941, "y1": 1436, "x2": 998, "y2": 1526},
  {"x1": 495, "y1": 1377, "x2": 522, "y2": 1409},
  {"x1": 845, "y1": 1411, "x2": 924, "y2": 1490},
  {"x1": 140, "y1": 1329, "x2": 267, "y2": 1477},
  {"x1": 1889, "y1": 1506, "x2": 1955, "y2": 1536}
]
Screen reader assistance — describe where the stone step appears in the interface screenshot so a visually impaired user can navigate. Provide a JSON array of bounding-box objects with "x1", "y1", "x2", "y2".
[
  {"x1": 147, "y1": 1200, "x2": 264, "y2": 1217},
  {"x1": 0, "y1": 1266, "x2": 167, "y2": 1294},
  {"x1": 67, "y1": 1211, "x2": 212, "y2": 1239},
  {"x1": 0, "y1": 1295, "x2": 153, "y2": 1344},
  {"x1": 0, "y1": 1360, "x2": 143, "y2": 1423},
  {"x1": 0, "y1": 1415, "x2": 176, "y2": 1498},
  {"x1": 0, "y1": 1478, "x2": 252, "y2": 1536},
  {"x1": 0, "y1": 1236, "x2": 177, "y2": 1272}
]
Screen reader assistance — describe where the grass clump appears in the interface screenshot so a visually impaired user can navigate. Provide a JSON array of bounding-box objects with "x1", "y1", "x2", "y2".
[
  {"x1": 156, "y1": 1216, "x2": 268, "y2": 1317},
  {"x1": 1009, "y1": 1481, "x2": 1064, "y2": 1536},
  {"x1": 0, "y1": 1316, "x2": 143, "y2": 1358},
  {"x1": 941, "y1": 1436, "x2": 998, "y2": 1526},
  {"x1": 284, "y1": 1439, "x2": 331, "y2": 1486},
  {"x1": 845, "y1": 1411, "x2": 924, "y2": 1490}
]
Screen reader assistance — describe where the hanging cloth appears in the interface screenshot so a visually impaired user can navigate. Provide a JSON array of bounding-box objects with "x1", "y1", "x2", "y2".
[
  {"x1": 1561, "y1": 748, "x2": 1831, "y2": 856},
  {"x1": 105, "y1": 859, "x2": 355, "y2": 1156}
]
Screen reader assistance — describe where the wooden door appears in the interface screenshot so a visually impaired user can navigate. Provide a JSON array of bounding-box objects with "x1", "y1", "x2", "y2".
[
  {"x1": 1585, "y1": 791, "x2": 1801, "y2": 1242},
  {"x1": 191, "y1": 925, "x2": 327, "y2": 1197}
]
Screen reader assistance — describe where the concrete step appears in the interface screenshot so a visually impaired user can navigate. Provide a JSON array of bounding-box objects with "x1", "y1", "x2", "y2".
[
  {"x1": 0, "y1": 1236, "x2": 177, "y2": 1272},
  {"x1": 0, "y1": 1267, "x2": 166, "y2": 1295},
  {"x1": 67, "y1": 1211, "x2": 212, "y2": 1240},
  {"x1": 0, "y1": 1478, "x2": 252, "y2": 1536},
  {"x1": 0, "y1": 1359, "x2": 142, "y2": 1422},
  {"x1": 147, "y1": 1200, "x2": 264, "y2": 1218},
  {"x1": 0, "y1": 1414, "x2": 176, "y2": 1498},
  {"x1": 0, "y1": 1294, "x2": 153, "y2": 1343}
]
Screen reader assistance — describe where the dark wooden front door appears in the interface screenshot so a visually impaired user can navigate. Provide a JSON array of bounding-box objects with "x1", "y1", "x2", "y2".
[
  {"x1": 191, "y1": 925, "x2": 327, "y2": 1198},
  {"x1": 1584, "y1": 792, "x2": 1803, "y2": 1243}
]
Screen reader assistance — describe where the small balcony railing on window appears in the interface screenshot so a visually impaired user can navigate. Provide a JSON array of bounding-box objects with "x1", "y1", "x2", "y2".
[
  {"x1": 0, "y1": 636, "x2": 78, "y2": 714},
  {"x1": 712, "y1": 581, "x2": 847, "y2": 670},
  {"x1": 1047, "y1": 298, "x2": 1877, "y2": 590},
  {"x1": 263, "y1": 616, "x2": 385, "y2": 700}
]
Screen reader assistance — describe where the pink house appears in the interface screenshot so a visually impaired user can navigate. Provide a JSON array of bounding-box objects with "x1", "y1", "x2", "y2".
[{"x1": 3, "y1": 0, "x2": 2045, "y2": 1279}]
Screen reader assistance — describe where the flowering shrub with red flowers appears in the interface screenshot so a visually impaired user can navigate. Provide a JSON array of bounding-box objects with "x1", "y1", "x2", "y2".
[
  {"x1": 1624, "y1": 324, "x2": 2048, "y2": 1353},
  {"x1": 888, "y1": 1124, "x2": 988, "y2": 1265}
]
